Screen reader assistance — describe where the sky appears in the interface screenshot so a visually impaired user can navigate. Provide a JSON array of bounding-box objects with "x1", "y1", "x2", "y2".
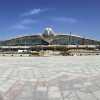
[{"x1": 0, "y1": 0, "x2": 100, "y2": 40}]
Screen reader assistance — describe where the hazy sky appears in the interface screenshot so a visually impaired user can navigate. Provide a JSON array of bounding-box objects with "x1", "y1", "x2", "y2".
[{"x1": 0, "y1": 0, "x2": 100, "y2": 40}]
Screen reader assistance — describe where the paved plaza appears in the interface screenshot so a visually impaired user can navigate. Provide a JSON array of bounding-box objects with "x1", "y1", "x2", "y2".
[{"x1": 0, "y1": 56, "x2": 100, "y2": 100}]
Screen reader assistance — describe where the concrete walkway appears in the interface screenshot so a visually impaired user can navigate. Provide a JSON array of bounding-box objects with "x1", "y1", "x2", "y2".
[{"x1": 0, "y1": 56, "x2": 100, "y2": 100}]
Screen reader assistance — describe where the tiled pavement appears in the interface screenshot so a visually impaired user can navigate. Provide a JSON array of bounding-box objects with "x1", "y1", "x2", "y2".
[{"x1": 0, "y1": 56, "x2": 100, "y2": 100}]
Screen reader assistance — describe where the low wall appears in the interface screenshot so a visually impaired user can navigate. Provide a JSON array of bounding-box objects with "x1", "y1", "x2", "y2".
[{"x1": 0, "y1": 54, "x2": 31, "y2": 57}]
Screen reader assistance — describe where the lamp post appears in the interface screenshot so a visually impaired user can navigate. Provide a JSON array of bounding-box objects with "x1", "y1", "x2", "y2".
[{"x1": 69, "y1": 32, "x2": 72, "y2": 45}]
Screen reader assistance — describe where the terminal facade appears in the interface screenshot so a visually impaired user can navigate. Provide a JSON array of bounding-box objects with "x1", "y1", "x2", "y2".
[{"x1": 0, "y1": 28, "x2": 100, "y2": 46}]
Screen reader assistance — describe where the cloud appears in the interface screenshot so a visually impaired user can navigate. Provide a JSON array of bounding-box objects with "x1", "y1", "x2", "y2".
[
  {"x1": 9, "y1": 8, "x2": 47, "y2": 31},
  {"x1": 21, "y1": 8, "x2": 47, "y2": 17},
  {"x1": 12, "y1": 24, "x2": 29, "y2": 30},
  {"x1": 11, "y1": 19, "x2": 37, "y2": 30},
  {"x1": 21, "y1": 19, "x2": 37, "y2": 24},
  {"x1": 54, "y1": 17, "x2": 78, "y2": 24}
]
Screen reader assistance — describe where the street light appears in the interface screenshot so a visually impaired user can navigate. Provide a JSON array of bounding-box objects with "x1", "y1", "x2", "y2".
[{"x1": 69, "y1": 32, "x2": 72, "y2": 45}]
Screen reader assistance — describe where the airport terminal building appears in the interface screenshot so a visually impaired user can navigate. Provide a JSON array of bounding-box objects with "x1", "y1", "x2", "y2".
[{"x1": 0, "y1": 28, "x2": 100, "y2": 46}]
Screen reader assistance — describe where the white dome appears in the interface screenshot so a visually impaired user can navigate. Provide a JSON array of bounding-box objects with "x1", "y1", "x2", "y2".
[
  {"x1": 45, "y1": 27, "x2": 53, "y2": 32},
  {"x1": 43, "y1": 27, "x2": 54, "y2": 37}
]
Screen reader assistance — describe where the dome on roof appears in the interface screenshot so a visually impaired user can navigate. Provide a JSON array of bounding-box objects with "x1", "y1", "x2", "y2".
[
  {"x1": 45, "y1": 27, "x2": 53, "y2": 32},
  {"x1": 42, "y1": 27, "x2": 54, "y2": 37}
]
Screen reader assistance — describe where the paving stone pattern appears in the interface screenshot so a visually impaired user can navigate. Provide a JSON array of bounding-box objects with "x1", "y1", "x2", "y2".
[{"x1": 0, "y1": 56, "x2": 100, "y2": 100}]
